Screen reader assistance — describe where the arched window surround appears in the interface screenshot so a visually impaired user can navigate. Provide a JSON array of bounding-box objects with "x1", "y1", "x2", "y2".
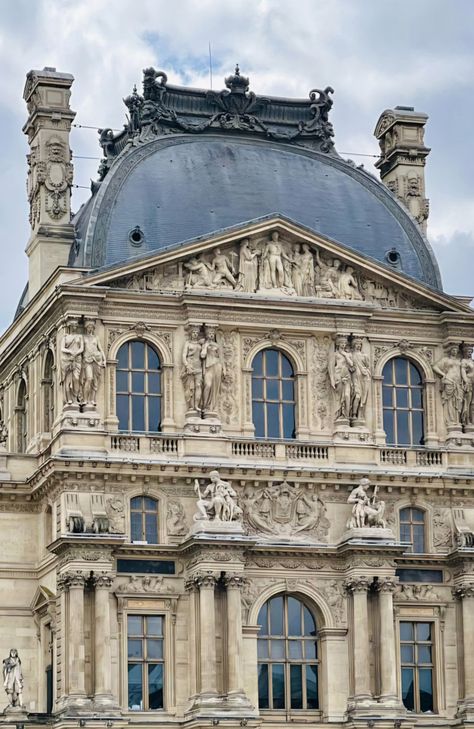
[
  {"x1": 374, "y1": 350, "x2": 438, "y2": 448},
  {"x1": 397, "y1": 501, "x2": 433, "y2": 554},
  {"x1": 16, "y1": 377, "x2": 28, "y2": 454},
  {"x1": 107, "y1": 333, "x2": 175, "y2": 433},
  {"x1": 126, "y1": 488, "x2": 165, "y2": 545},
  {"x1": 243, "y1": 341, "x2": 310, "y2": 439}
]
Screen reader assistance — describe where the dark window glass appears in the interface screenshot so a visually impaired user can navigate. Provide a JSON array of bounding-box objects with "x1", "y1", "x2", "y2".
[
  {"x1": 116, "y1": 341, "x2": 162, "y2": 433},
  {"x1": 382, "y1": 357, "x2": 424, "y2": 446},
  {"x1": 400, "y1": 621, "x2": 435, "y2": 713},
  {"x1": 396, "y1": 569, "x2": 443, "y2": 583},
  {"x1": 130, "y1": 496, "x2": 159, "y2": 544},
  {"x1": 117, "y1": 559, "x2": 175, "y2": 574},
  {"x1": 399, "y1": 508, "x2": 426, "y2": 553},
  {"x1": 127, "y1": 615, "x2": 164, "y2": 711},
  {"x1": 252, "y1": 349, "x2": 296, "y2": 439},
  {"x1": 257, "y1": 594, "x2": 319, "y2": 710},
  {"x1": 42, "y1": 351, "x2": 55, "y2": 432},
  {"x1": 16, "y1": 380, "x2": 28, "y2": 453}
]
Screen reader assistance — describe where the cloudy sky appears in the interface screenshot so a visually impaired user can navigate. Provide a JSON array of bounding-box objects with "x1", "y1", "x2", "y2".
[{"x1": 0, "y1": 0, "x2": 473, "y2": 329}]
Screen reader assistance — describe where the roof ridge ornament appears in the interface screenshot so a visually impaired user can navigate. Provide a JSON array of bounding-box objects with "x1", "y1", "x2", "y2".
[{"x1": 224, "y1": 64, "x2": 249, "y2": 94}]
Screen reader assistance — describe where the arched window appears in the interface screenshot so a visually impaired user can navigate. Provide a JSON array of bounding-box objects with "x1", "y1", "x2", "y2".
[
  {"x1": 16, "y1": 379, "x2": 27, "y2": 453},
  {"x1": 116, "y1": 341, "x2": 162, "y2": 432},
  {"x1": 257, "y1": 594, "x2": 318, "y2": 710},
  {"x1": 400, "y1": 507, "x2": 426, "y2": 553},
  {"x1": 42, "y1": 350, "x2": 55, "y2": 432},
  {"x1": 382, "y1": 358, "x2": 424, "y2": 446},
  {"x1": 252, "y1": 349, "x2": 295, "y2": 439},
  {"x1": 130, "y1": 496, "x2": 159, "y2": 544}
]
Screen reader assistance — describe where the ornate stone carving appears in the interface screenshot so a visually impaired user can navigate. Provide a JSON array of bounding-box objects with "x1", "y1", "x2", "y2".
[
  {"x1": 93, "y1": 573, "x2": 114, "y2": 589},
  {"x1": 375, "y1": 578, "x2": 398, "y2": 593},
  {"x1": 452, "y1": 583, "x2": 474, "y2": 600},
  {"x1": 344, "y1": 577, "x2": 371, "y2": 593},
  {"x1": 60, "y1": 318, "x2": 105, "y2": 411},
  {"x1": 350, "y1": 336, "x2": 371, "y2": 423},
  {"x1": 396, "y1": 584, "x2": 440, "y2": 601},
  {"x1": 193, "y1": 572, "x2": 218, "y2": 589},
  {"x1": 181, "y1": 324, "x2": 225, "y2": 421},
  {"x1": 461, "y1": 343, "x2": 474, "y2": 427},
  {"x1": 328, "y1": 335, "x2": 353, "y2": 422},
  {"x1": 219, "y1": 329, "x2": 239, "y2": 424},
  {"x1": 60, "y1": 318, "x2": 83, "y2": 406},
  {"x1": 166, "y1": 499, "x2": 187, "y2": 536},
  {"x1": 346, "y1": 478, "x2": 386, "y2": 529},
  {"x1": 242, "y1": 482, "x2": 329, "y2": 541},
  {"x1": 27, "y1": 137, "x2": 73, "y2": 225},
  {"x1": 105, "y1": 496, "x2": 126, "y2": 534},
  {"x1": 2, "y1": 649, "x2": 24, "y2": 709},
  {"x1": 241, "y1": 578, "x2": 279, "y2": 622},
  {"x1": 115, "y1": 575, "x2": 172, "y2": 593},
  {"x1": 58, "y1": 570, "x2": 88, "y2": 588},
  {"x1": 312, "y1": 336, "x2": 331, "y2": 430},
  {"x1": 320, "y1": 580, "x2": 345, "y2": 623},
  {"x1": 81, "y1": 318, "x2": 106, "y2": 408},
  {"x1": 433, "y1": 343, "x2": 464, "y2": 430},
  {"x1": 432, "y1": 509, "x2": 452, "y2": 551},
  {"x1": 193, "y1": 471, "x2": 243, "y2": 524},
  {"x1": 223, "y1": 574, "x2": 247, "y2": 590}
]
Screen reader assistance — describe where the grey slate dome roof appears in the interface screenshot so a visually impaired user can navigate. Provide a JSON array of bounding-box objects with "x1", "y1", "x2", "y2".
[{"x1": 71, "y1": 68, "x2": 442, "y2": 289}]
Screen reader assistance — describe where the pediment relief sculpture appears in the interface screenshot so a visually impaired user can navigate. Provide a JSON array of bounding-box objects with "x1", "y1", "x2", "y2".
[
  {"x1": 242, "y1": 481, "x2": 329, "y2": 542},
  {"x1": 106, "y1": 230, "x2": 435, "y2": 311}
]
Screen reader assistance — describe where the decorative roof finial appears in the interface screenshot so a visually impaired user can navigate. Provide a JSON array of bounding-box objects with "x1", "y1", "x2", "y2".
[{"x1": 225, "y1": 63, "x2": 249, "y2": 95}]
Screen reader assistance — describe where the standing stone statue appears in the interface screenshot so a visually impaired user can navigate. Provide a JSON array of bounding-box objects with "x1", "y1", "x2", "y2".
[
  {"x1": 81, "y1": 319, "x2": 106, "y2": 408},
  {"x1": 3, "y1": 649, "x2": 23, "y2": 709},
  {"x1": 299, "y1": 243, "x2": 315, "y2": 296},
  {"x1": 346, "y1": 477, "x2": 386, "y2": 529},
  {"x1": 193, "y1": 470, "x2": 242, "y2": 523},
  {"x1": 237, "y1": 238, "x2": 260, "y2": 292},
  {"x1": 328, "y1": 335, "x2": 354, "y2": 422},
  {"x1": 201, "y1": 326, "x2": 224, "y2": 417},
  {"x1": 350, "y1": 337, "x2": 371, "y2": 423},
  {"x1": 433, "y1": 344, "x2": 463, "y2": 429},
  {"x1": 261, "y1": 231, "x2": 289, "y2": 289},
  {"x1": 181, "y1": 325, "x2": 204, "y2": 414},
  {"x1": 60, "y1": 318, "x2": 84, "y2": 406},
  {"x1": 461, "y1": 343, "x2": 474, "y2": 427}
]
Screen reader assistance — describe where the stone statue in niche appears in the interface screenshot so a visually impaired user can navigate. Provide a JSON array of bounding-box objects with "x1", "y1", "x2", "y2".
[
  {"x1": 181, "y1": 324, "x2": 226, "y2": 427},
  {"x1": 60, "y1": 318, "x2": 84, "y2": 407},
  {"x1": 328, "y1": 335, "x2": 354, "y2": 422},
  {"x1": 461, "y1": 343, "x2": 474, "y2": 427},
  {"x1": 237, "y1": 238, "x2": 260, "y2": 292},
  {"x1": 350, "y1": 336, "x2": 371, "y2": 423},
  {"x1": 346, "y1": 477, "x2": 386, "y2": 529},
  {"x1": 193, "y1": 470, "x2": 242, "y2": 523},
  {"x1": 433, "y1": 343, "x2": 463, "y2": 430},
  {"x1": 2, "y1": 649, "x2": 23, "y2": 709},
  {"x1": 105, "y1": 497, "x2": 126, "y2": 534},
  {"x1": 181, "y1": 325, "x2": 204, "y2": 414},
  {"x1": 81, "y1": 319, "x2": 106, "y2": 408},
  {"x1": 166, "y1": 499, "x2": 187, "y2": 536},
  {"x1": 0, "y1": 421, "x2": 8, "y2": 449},
  {"x1": 201, "y1": 325, "x2": 225, "y2": 417}
]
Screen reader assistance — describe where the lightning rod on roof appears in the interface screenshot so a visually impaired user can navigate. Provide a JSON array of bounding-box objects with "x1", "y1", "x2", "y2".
[{"x1": 209, "y1": 42, "x2": 213, "y2": 90}]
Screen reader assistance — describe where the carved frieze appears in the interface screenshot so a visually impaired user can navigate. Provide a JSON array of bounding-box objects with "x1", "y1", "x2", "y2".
[
  {"x1": 115, "y1": 575, "x2": 173, "y2": 594},
  {"x1": 396, "y1": 584, "x2": 440, "y2": 601}
]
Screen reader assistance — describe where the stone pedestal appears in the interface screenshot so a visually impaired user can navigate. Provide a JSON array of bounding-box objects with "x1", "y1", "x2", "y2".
[
  {"x1": 183, "y1": 416, "x2": 222, "y2": 436},
  {"x1": 190, "y1": 519, "x2": 245, "y2": 537},
  {"x1": 339, "y1": 527, "x2": 395, "y2": 543}
]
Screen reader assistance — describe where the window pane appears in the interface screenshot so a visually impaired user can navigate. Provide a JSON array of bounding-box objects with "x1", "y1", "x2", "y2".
[
  {"x1": 400, "y1": 622, "x2": 414, "y2": 641},
  {"x1": 252, "y1": 378, "x2": 263, "y2": 399},
  {"x1": 270, "y1": 640, "x2": 285, "y2": 659},
  {"x1": 131, "y1": 341, "x2": 145, "y2": 369},
  {"x1": 288, "y1": 597, "x2": 302, "y2": 635},
  {"x1": 271, "y1": 664, "x2": 285, "y2": 709},
  {"x1": 303, "y1": 606, "x2": 316, "y2": 636},
  {"x1": 400, "y1": 524, "x2": 412, "y2": 544},
  {"x1": 304, "y1": 641, "x2": 317, "y2": 659},
  {"x1": 265, "y1": 350, "x2": 279, "y2": 377},
  {"x1": 147, "y1": 347, "x2": 160, "y2": 371},
  {"x1": 117, "y1": 394, "x2": 129, "y2": 431},
  {"x1": 409, "y1": 362, "x2": 423, "y2": 385},
  {"x1": 145, "y1": 513, "x2": 158, "y2": 544},
  {"x1": 383, "y1": 410, "x2": 395, "y2": 444},
  {"x1": 395, "y1": 358, "x2": 408, "y2": 384},
  {"x1": 267, "y1": 403, "x2": 280, "y2": 439},
  {"x1": 253, "y1": 402, "x2": 265, "y2": 438},
  {"x1": 411, "y1": 388, "x2": 423, "y2": 409},
  {"x1": 258, "y1": 603, "x2": 268, "y2": 634},
  {"x1": 413, "y1": 525, "x2": 425, "y2": 553},
  {"x1": 148, "y1": 372, "x2": 161, "y2": 395},
  {"x1": 117, "y1": 344, "x2": 129, "y2": 369},
  {"x1": 132, "y1": 371, "x2": 145, "y2": 393},
  {"x1": 289, "y1": 640, "x2": 303, "y2": 659},
  {"x1": 257, "y1": 639, "x2": 269, "y2": 659},
  {"x1": 282, "y1": 379, "x2": 294, "y2": 401},
  {"x1": 253, "y1": 352, "x2": 263, "y2": 376},
  {"x1": 382, "y1": 361, "x2": 393, "y2": 384},
  {"x1": 396, "y1": 388, "x2": 409, "y2": 408},
  {"x1": 131, "y1": 511, "x2": 143, "y2": 542},
  {"x1": 413, "y1": 509, "x2": 424, "y2": 522},
  {"x1": 266, "y1": 379, "x2": 279, "y2": 401},
  {"x1": 282, "y1": 404, "x2": 295, "y2": 439},
  {"x1": 281, "y1": 355, "x2": 293, "y2": 378},
  {"x1": 400, "y1": 508, "x2": 410, "y2": 522},
  {"x1": 148, "y1": 397, "x2": 161, "y2": 431},
  {"x1": 412, "y1": 411, "x2": 424, "y2": 445},
  {"x1": 145, "y1": 497, "x2": 158, "y2": 512},
  {"x1": 128, "y1": 663, "x2": 143, "y2": 710},
  {"x1": 270, "y1": 596, "x2": 284, "y2": 635},
  {"x1": 258, "y1": 664, "x2": 269, "y2": 708},
  {"x1": 128, "y1": 639, "x2": 142, "y2": 658},
  {"x1": 128, "y1": 615, "x2": 143, "y2": 635},
  {"x1": 382, "y1": 386, "x2": 393, "y2": 407},
  {"x1": 417, "y1": 645, "x2": 432, "y2": 664},
  {"x1": 419, "y1": 668, "x2": 433, "y2": 712},
  {"x1": 116, "y1": 370, "x2": 128, "y2": 393},
  {"x1": 306, "y1": 665, "x2": 318, "y2": 709},
  {"x1": 290, "y1": 664, "x2": 303, "y2": 709},
  {"x1": 401, "y1": 667, "x2": 414, "y2": 711},
  {"x1": 148, "y1": 663, "x2": 164, "y2": 709},
  {"x1": 416, "y1": 623, "x2": 431, "y2": 641},
  {"x1": 147, "y1": 639, "x2": 163, "y2": 660},
  {"x1": 132, "y1": 395, "x2": 145, "y2": 431},
  {"x1": 396, "y1": 410, "x2": 410, "y2": 445},
  {"x1": 147, "y1": 617, "x2": 163, "y2": 636},
  {"x1": 401, "y1": 645, "x2": 414, "y2": 663}
]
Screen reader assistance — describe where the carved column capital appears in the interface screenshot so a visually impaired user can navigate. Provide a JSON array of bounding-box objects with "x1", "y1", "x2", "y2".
[
  {"x1": 375, "y1": 577, "x2": 398, "y2": 593},
  {"x1": 93, "y1": 572, "x2": 115, "y2": 589},
  {"x1": 453, "y1": 582, "x2": 474, "y2": 600},
  {"x1": 184, "y1": 577, "x2": 200, "y2": 593},
  {"x1": 58, "y1": 570, "x2": 88, "y2": 590},
  {"x1": 344, "y1": 577, "x2": 371, "y2": 594},
  {"x1": 223, "y1": 574, "x2": 247, "y2": 590},
  {"x1": 186, "y1": 571, "x2": 218, "y2": 591}
]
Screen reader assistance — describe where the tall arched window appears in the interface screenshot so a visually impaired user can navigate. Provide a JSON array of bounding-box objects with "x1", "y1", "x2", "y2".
[
  {"x1": 130, "y1": 496, "x2": 159, "y2": 544},
  {"x1": 382, "y1": 358, "x2": 424, "y2": 446},
  {"x1": 257, "y1": 594, "x2": 318, "y2": 710},
  {"x1": 16, "y1": 379, "x2": 28, "y2": 453},
  {"x1": 42, "y1": 350, "x2": 55, "y2": 432},
  {"x1": 400, "y1": 507, "x2": 426, "y2": 553},
  {"x1": 252, "y1": 349, "x2": 295, "y2": 439},
  {"x1": 116, "y1": 341, "x2": 162, "y2": 432}
]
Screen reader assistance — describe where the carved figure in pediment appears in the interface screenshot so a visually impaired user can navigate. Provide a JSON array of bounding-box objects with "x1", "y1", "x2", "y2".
[
  {"x1": 350, "y1": 337, "x2": 371, "y2": 423},
  {"x1": 194, "y1": 470, "x2": 242, "y2": 523},
  {"x1": 461, "y1": 343, "x2": 474, "y2": 426},
  {"x1": 60, "y1": 318, "x2": 84, "y2": 406},
  {"x1": 184, "y1": 255, "x2": 214, "y2": 288},
  {"x1": 347, "y1": 477, "x2": 386, "y2": 529},
  {"x1": 433, "y1": 344, "x2": 463, "y2": 429},
  {"x1": 237, "y1": 238, "x2": 260, "y2": 292},
  {"x1": 315, "y1": 254, "x2": 343, "y2": 297},
  {"x1": 328, "y1": 335, "x2": 353, "y2": 422},
  {"x1": 181, "y1": 325, "x2": 204, "y2": 414},
  {"x1": 81, "y1": 319, "x2": 106, "y2": 407},
  {"x1": 261, "y1": 231, "x2": 293, "y2": 290},
  {"x1": 211, "y1": 248, "x2": 237, "y2": 288},
  {"x1": 338, "y1": 266, "x2": 363, "y2": 300},
  {"x1": 201, "y1": 326, "x2": 225, "y2": 416},
  {"x1": 298, "y1": 243, "x2": 315, "y2": 296}
]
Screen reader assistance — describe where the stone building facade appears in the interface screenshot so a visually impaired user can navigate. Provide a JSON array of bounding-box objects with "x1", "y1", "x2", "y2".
[{"x1": 1, "y1": 65, "x2": 474, "y2": 729}]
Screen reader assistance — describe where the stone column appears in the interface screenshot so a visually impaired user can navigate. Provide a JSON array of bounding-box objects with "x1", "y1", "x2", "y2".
[
  {"x1": 344, "y1": 577, "x2": 372, "y2": 704},
  {"x1": 64, "y1": 571, "x2": 89, "y2": 706},
  {"x1": 454, "y1": 582, "x2": 474, "y2": 716},
  {"x1": 223, "y1": 574, "x2": 249, "y2": 703},
  {"x1": 196, "y1": 573, "x2": 218, "y2": 698},
  {"x1": 93, "y1": 573, "x2": 115, "y2": 708},
  {"x1": 376, "y1": 578, "x2": 399, "y2": 705}
]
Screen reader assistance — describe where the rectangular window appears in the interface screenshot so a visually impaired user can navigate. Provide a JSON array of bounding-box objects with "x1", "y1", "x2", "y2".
[
  {"x1": 127, "y1": 615, "x2": 164, "y2": 711},
  {"x1": 400, "y1": 621, "x2": 434, "y2": 713}
]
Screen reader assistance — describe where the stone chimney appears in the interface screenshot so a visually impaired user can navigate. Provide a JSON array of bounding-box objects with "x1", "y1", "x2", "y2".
[
  {"x1": 374, "y1": 106, "x2": 430, "y2": 233},
  {"x1": 23, "y1": 67, "x2": 76, "y2": 297}
]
